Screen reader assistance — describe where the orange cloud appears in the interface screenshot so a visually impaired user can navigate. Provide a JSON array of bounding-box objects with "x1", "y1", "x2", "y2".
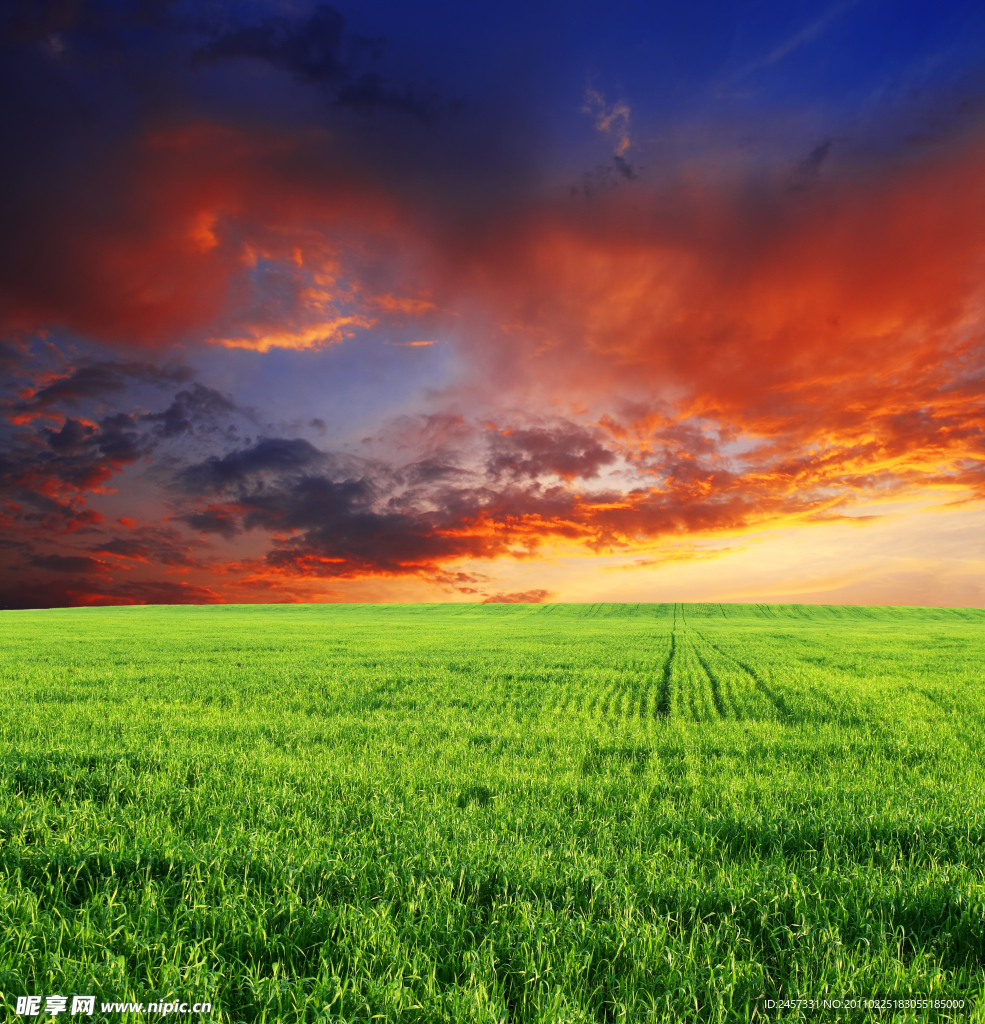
[
  {"x1": 5, "y1": 115, "x2": 985, "y2": 604},
  {"x1": 482, "y1": 589, "x2": 554, "y2": 603},
  {"x1": 440, "y1": 136, "x2": 985, "y2": 513},
  {"x1": 372, "y1": 294, "x2": 437, "y2": 314},
  {"x1": 583, "y1": 88, "x2": 632, "y2": 156},
  {"x1": 209, "y1": 315, "x2": 376, "y2": 352}
]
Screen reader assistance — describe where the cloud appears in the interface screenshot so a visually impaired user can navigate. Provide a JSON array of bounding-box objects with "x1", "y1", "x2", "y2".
[
  {"x1": 3, "y1": 130, "x2": 985, "y2": 606},
  {"x1": 193, "y1": 6, "x2": 348, "y2": 85},
  {"x1": 29, "y1": 553, "x2": 108, "y2": 575},
  {"x1": 173, "y1": 431, "x2": 548, "y2": 578},
  {"x1": 89, "y1": 525, "x2": 203, "y2": 567},
  {"x1": 443, "y1": 139, "x2": 985, "y2": 517},
  {"x1": 583, "y1": 87, "x2": 631, "y2": 156},
  {"x1": 14, "y1": 362, "x2": 193, "y2": 415},
  {"x1": 482, "y1": 589, "x2": 554, "y2": 603},
  {"x1": 0, "y1": 575, "x2": 223, "y2": 610},
  {"x1": 0, "y1": 3, "x2": 461, "y2": 354},
  {"x1": 144, "y1": 384, "x2": 237, "y2": 438},
  {"x1": 0, "y1": 578, "x2": 112, "y2": 610},
  {"x1": 0, "y1": 364, "x2": 238, "y2": 539},
  {"x1": 486, "y1": 424, "x2": 616, "y2": 481},
  {"x1": 2, "y1": 7, "x2": 985, "y2": 608},
  {"x1": 0, "y1": 409, "x2": 151, "y2": 524},
  {"x1": 0, "y1": 108, "x2": 462, "y2": 353},
  {"x1": 114, "y1": 579, "x2": 222, "y2": 604},
  {"x1": 193, "y1": 4, "x2": 434, "y2": 120},
  {"x1": 184, "y1": 507, "x2": 241, "y2": 538},
  {"x1": 177, "y1": 437, "x2": 327, "y2": 493},
  {"x1": 0, "y1": 341, "x2": 26, "y2": 372},
  {"x1": 164, "y1": 411, "x2": 850, "y2": 587},
  {"x1": 0, "y1": 121, "x2": 399, "y2": 347},
  {"x1": 729, "y1": 2, "x2": 857, "y2": 82},
  {"x1": 208, "y1": 315, "x2": 376, "y2": 353}
]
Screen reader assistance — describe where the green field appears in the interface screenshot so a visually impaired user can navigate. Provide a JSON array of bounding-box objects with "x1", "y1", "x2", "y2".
[{"x1": 1, "y1": 603, "x2": 984, "y2": 1023}]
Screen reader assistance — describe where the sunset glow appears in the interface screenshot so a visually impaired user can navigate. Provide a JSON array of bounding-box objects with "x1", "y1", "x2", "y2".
[{"x1": 2, "y1": 0, "x2": 983, "y2": 607}]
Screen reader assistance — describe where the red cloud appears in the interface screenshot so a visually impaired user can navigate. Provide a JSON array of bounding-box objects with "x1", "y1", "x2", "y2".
[
  {"x1": 435, "y1": 138, "x2": 985, "y2": 512},
  {"x1": 453, "y1": 141, "x2": 985, "y2": 415},
  {"x1": 0, "y1": 124, "x2": 418, "y2": 349}
]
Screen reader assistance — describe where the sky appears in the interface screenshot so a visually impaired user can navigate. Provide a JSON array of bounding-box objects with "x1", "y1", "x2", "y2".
[{"x1": 1, "y1": 0, "x2": 984, "y2": 608}]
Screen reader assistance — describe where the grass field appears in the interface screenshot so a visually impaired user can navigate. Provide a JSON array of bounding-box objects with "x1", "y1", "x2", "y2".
[{"x1": 1, "y1": 602, "x2": 984, "y2": 1023}]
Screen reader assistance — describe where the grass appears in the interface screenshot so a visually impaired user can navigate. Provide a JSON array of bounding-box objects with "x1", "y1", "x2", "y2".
[{"x1": 0, "y1": 602, "x2": 984, "y2": 1022}]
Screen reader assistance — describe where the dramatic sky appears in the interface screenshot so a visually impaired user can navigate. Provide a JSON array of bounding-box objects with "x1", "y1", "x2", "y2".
[{"x1": 2, "y1": 0, "x2": 984, "y2": 608}]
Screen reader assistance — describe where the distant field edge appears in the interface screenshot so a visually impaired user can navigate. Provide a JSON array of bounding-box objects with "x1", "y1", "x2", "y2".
[{"x1": 2, "y1": 601, "x2": 984, "y2": 621}]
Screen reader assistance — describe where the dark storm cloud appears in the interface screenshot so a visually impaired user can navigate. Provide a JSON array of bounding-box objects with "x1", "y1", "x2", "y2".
[
  {"x1": 0, "y1": 416, "x2": 148, "y2": 533},
  {"x1": 193, "y1": 5, "x2": 348, "y2": 84},
  {"x1": 168, "y1": 407, "x2": 745, "y2": 585},
  {"x1": 89, "y1": 524, "x2": 201, "y2": 567},
  {"x1": 253, "y1": 475, "x2": 519, "y2": 578},
  {"x1": 174, "y1": 432, "x2": 571, "y2": 577},
  {"x1": 403, "y1": 458, "x2": 468, "y2": 485},
  {"x1": 184, "y1": 507, "x2": 240, "y2": 538},
  {"x1": 0, "y1": 574, "x2": 219, "y2": 610},
  {"x1": 144, "y1": 384, "x2": 237, "y2": 438},
  {"x1": 23, "y1": 383, "x2": 236, "y2": 496},
  {"x1": 0, "y1": 577, "x2": 106, "y2": 610},
  {"x1": 17, "y1": 362, "x2": 193, "y2": 412},
  {"x1": 1, "y1": 362, "x2": 221, "y2": 602},
  {"x1": 46, "y1": 417, "x2": 96, "y2": 451},
  {"x1": 9, "y1": 411, "x2": 151, "y2": 490},
  {"x1": 29, "y1": 553, "x2": 106, "y2": 574},
  {"x1": 177, "y1": 437, "x2": 326, "y2": 492},
  {"x1": 92, "y1": 412, "x2": 145, "y2": 464},
  {"x1": 0, "y1": 361, "x2": 237, "y2": 536},
  {"x1": 194, "y1": 5, "x2": 437, "y2": 118}
]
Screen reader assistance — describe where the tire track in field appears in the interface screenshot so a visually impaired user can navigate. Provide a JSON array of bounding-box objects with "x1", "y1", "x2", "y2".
[
  {"x1": 691, "y1": 628, "x2": 790, "y2": 720},
  {"x1": 690, "y1": 630, "x2": 740, "y2": 720},
  {"x1": 687, "y1": 650, "x2": 702, "y2": 721},
  {"x1": 598, "y1": 670, "x2": 625, "y2": 719},
  {"x1": 692, "y1": 645, "x2": 728, "y2": 720},
  {"x1": 655, "y1": 626, "x2": 729, "y2": 722},
  {"x1": 668, "y1": 624, "x2": 726, "y2": 722},
  {"x1": 655, "y1": 631, "x2": 676, "y2": 718},
  {"x1": 633, "y1": 662, "x2": 653, "y2": 721},
  {"x1": 674, "y1": 606, "x2": 701, "y2": 720}
]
